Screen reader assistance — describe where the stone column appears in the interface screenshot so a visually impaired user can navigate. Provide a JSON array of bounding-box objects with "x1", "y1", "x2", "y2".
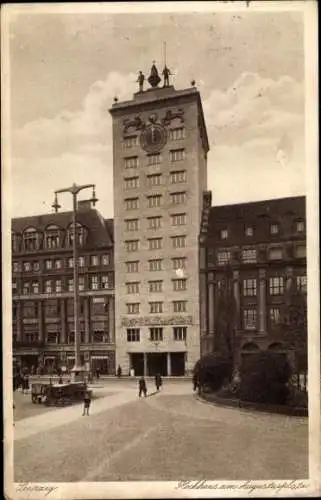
[
  {"x1": 199, "y1": 272, "x2": 207, "y2": 337},
  {"x1": 84, "y1": 297, "x2": 90, "y2": 344},
  {"x1": 167, "y1": 352, "x2": 172, "y2": 376},
  {"x1": 60, "y1": 299, "x2": 66, "y2": 344},
  {"x1": 208, "y1": 279, "x2": 215, "y2": 335},
  {"x1": 233, "y1": 270, "x2": 240, "y2": 324},
  {"x1": 143, "y1": 353, "x2": 148, "y2": 377},
  {"x1": 16, "y1": 302, "x2": 22, "y2": 341},
  {"x1": 38, "y1": 301, "x2": 44, "y2": 342},
  {"x1": 258, "y1": 269, "x2": 267, "y2": 334},
  {"x1": 108, "y1": 296, "x2": 115, "y2": 344}
]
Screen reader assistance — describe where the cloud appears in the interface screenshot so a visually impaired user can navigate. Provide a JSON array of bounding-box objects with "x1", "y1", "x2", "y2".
[
  {"x1": 203, "y1": 72, "x2": 305, "y2": 204},
  {"x1": 10, "y1": 70, "x2": 305, "y2": 217}
]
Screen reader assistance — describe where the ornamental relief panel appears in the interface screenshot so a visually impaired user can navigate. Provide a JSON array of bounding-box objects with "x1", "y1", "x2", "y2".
[{"x1": 121, "y1": 315, "x2": 193, "y2": 327}]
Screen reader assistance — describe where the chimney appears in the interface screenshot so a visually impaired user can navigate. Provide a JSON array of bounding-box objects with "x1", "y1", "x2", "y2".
[{"x1": 77, "y1": 200, "x2": 93, "y2": 211}]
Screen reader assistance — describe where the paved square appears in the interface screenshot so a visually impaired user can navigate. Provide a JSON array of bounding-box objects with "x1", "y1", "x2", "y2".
[{"x1": 14, "y1": 380, "x2": 308, "y2": 482}]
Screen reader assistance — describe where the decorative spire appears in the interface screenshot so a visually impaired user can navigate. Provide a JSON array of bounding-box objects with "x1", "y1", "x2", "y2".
[{"x1": 148, "y1": 61, "x2": 161, "y2": 88}]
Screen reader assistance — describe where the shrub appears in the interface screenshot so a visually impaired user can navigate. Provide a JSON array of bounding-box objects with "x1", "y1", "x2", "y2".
[
  {"x1": 240, "y1": 352, "x2": 292, "y2": 405},
  {"x1": 194, "y1": 353, "x2": 233, "y2": 392}
]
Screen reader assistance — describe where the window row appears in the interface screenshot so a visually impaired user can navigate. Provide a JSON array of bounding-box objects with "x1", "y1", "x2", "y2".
[
  {"x1": 126, "y1": 257, "x2": 186, "y2": 273},
  {"x1": 16, "y1": 330, "x2": 110, "y2": 345},
  {"x1": 242, "y1": 305, "x2": 298, "y2": 330},
  {"x1": 216, "y1": 245, "x2": 306, "y2": 265},
  {"x1": 124, "y1": 149, "x2": 185, "y2": 169},
  {"x1": 127, "y1": 326, "x2": 187, "y2": 342},
  {"x1": 124, "y1": 235, "x2": 187, "y2": 252},
  {"x1": 12, "y1": 223, "x2": 88, "y2": 253},
  {"x1": 125, "y1": 191, "x2": 187, "y2": 210},
  {"x1": 124, "y1": 171, "x2": 186, "y2": 190},
  {"x1": 239, "y1": 276, "x2": 307, "y2": 296},
  {"x1": 219, "y1": 220, "x2": 305, "y2": 240},
  {"x1": 14, "y1": 298, "x2": 109, "y2": 319},
  {"x1": 125, "y1": 214, "x2": 187, "y2": 232},
  {"x1": 12, "y1": 274, "x2": 113, "y2": 295},
  {"x1": 123, "y1": 128, "x2": 186, "y2": 149},
  {"x1": 12, "y1": 254, "x2": 111, "y2": 274}
]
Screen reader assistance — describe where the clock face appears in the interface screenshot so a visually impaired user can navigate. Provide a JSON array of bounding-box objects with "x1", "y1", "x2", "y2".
[{"x1": 140, "y1": 124, "x2": 167, "y2": 153}]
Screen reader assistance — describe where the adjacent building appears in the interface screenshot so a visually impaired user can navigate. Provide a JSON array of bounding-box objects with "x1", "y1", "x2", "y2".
[
  {"x1": 199, "y1": 193, "x2": 307, "y2": 365},
  {"x1": 11, "y1": 201, "x2": 116, "y2": 374},
  {"x1": 109, "y1": 65, "x2": 209, "y2": 376}
]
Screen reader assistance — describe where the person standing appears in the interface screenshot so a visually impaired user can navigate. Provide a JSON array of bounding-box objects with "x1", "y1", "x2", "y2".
[
  {"x1": 138, "y1": 377, "x2": 147, "y2": 398},
  {"x1": 82, "y1": 391, "x2": 91, "y2": 416},
  {"x1": 155, "y1": 373, "x2": 162, "y2": 392},
  {"x1": 117, "y1": 365, "x2": 122, "y2": 378}
]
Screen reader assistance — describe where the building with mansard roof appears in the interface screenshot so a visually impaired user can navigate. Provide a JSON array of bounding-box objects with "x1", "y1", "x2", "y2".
[
  {"x1": 11, "y1": 200, "x2": 116, "y2": 374},
  {"x1": 199, "y1": 193, "x2": 307, "y2": 366}
]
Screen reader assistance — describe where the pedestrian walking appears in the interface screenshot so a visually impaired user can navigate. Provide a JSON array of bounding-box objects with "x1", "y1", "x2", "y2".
[
  {"x1": 155, "y1": 373, "x2": 162, "y2": 392},
  {"x1": 13, "y1": 403, "x2": 16, "y2": 426},
  {"x1": 117, "y1": 365, "x2": 122, "y2": 378},
  {"x1": 96, "y1": 368, "x2": 100, "y2": 380},
  {"x1": 82, "y1": 391, "x2": 92, "y2": 416},
  {"x1": 138, "y1": 377, "x2": 147, "y2": 398},
  {"x1": 192, "y1": 372, "x2": 198, "y2": 392}
]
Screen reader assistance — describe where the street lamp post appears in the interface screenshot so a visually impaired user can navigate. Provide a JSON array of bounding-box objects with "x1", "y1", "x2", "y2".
[{"x1": 52, "y1": 183, "x2": 98, "y2": 383}]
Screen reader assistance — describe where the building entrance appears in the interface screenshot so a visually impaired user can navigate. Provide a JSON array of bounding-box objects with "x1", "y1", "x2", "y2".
[
  {"x1": 147, "y1": 353, "x2": 167, "y2": 376},
  {"x1": 170, "y1": 352, "x2": 185, "y2": 376}
]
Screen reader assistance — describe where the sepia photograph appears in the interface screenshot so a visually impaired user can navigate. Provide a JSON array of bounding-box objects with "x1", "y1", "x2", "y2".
[{"x1": 2, "y1": 1, "x2": 320, "y2": 498}]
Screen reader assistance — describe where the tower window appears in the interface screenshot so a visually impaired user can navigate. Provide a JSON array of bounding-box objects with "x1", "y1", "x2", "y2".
[
  {"x1": 173, "y1": 326, "x2": 187, "y2": 341},
  {"x1": 170, "y1": 170, "x2": 186, "y2": 184},
  {"x1": 172, "y1": 236, "x2": 186, "y2": 249},
  {"x1": 125, "y1": 197, "x2": 139, "y2": 210},
  {"x1": 171, "y1": 213, "x2": 186, "y2": 226},
  {"x1": 147, "y1": 174, "x2": 162, "y2": 186},
  {"x1": 127, "y1": 328, "x2": 140, "y2": 342},
  {"x1": 149, "y1": 327, "x2": 163, "y2": 342},
  {"x1": 173, "y1": 301, "x2": 187, "y2": 313},
  {"x1": 170, "y1": 192, "x2": 186, "y2": 204},
  {"x1": 124, "y1": 176, "x2": 139, "y2": 189},
  {"x1": 148, "y1": 195, "x2": 162, "y2": 208},
  {"x1": 172, "y1": 279, "x2": 187, "y2": 291},
  {"x1": 149, "y1": 280, "x2": 163, "y2": 293},
  {"x1": 125, "y1": 240, "x2": 139, "y2": 252},
  {"x1": 147, "y1": 153, "x2": 161, "y2": 165},
  {"x1": 125, "y1": 219, "x2": 139, "y2": 231},
  {"x1": 124, "y1": 156, "x2": 138, "y2": 169},
  {"x1": 123, "y1": 136, "x2": 138, "y2": 149},
  {"x1": 148, "y1": 259, "x2": 163, "y2": 271},
  {"x1": 126, "y1": 261, "x2": 139, "y2": 273},
  {"x1": 170, "y1": 128, "x2": 185, "y2": 141},
  {"x1": 149, "y1": 302, "x2": 163, "y2": 314},
  {"x1": 147, "y1": 216, "x2": 162, "y2": 229},
  {"x1": 126, "y1": 303, "x2": 140, "y2": 314},
  {"x1": 148, "y1": 238, "x2": 162, "y2": 250},
  {"x1": 170, "y1": 149, "x2": 185, "y2": 162},
  {"x1": 126, "y1": 282, "x2": 140, "y2": 294}
]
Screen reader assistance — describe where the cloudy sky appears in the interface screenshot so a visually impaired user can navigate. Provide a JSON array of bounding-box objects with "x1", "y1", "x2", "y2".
[{"x1": 6, "y1": 5, "x2": 305, "y2": 218}]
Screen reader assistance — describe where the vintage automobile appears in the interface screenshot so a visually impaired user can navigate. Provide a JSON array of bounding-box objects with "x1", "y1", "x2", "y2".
[{"x1": 31, "y1": 381, "x2": 89, "y2": 406}]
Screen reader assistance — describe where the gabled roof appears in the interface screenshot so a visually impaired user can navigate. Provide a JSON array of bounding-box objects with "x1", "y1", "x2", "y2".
[{"x1": 12, "y1": 209, "x2": 113, "y2": 249}]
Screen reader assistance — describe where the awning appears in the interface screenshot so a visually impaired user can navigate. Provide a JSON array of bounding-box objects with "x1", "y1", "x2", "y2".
[
  {"x1": 44, "y1": 356, "x2": 56, "y2": 360},
  {"x1": 91, "y1": 355, "x2": 109, "y2": 360}
]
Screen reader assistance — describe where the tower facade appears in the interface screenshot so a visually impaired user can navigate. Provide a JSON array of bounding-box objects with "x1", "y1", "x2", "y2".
[{"x1": 109, "y1": 68, "x2": 209, "y2": 376}]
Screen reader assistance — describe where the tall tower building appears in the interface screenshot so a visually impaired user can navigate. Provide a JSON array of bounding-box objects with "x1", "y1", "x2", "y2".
[{"x1": 109, "y1": 64, "x2": 209, "y2": 376}]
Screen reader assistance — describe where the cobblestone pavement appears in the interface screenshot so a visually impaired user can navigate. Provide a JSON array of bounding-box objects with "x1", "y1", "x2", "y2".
[{"x1": 14, "y1": 381, "x2": 308, "y2": 482}]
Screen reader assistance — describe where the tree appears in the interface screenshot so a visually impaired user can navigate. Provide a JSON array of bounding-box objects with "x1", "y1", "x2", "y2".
[{"x1": 279, "y1": 277, "x2": 307, "y2": 389}]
